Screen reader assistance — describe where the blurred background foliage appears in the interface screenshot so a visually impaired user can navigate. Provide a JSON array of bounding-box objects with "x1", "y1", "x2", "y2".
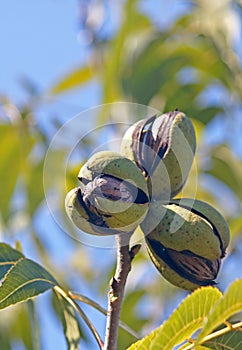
[{"x1": 0, "y1": 0, "x2": 242, "y2": 349}]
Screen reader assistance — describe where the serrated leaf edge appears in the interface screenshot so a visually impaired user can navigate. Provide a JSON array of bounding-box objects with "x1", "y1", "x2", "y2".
[
  {"x1": 196, "y1": 279, "x2": 242, "y2": 343},
  {"x1": 0, "y1": 258, "x2": 57, "y2": 308},
  {"x1": 0, "y1": 257, "x2": 24, "y2": 285}
]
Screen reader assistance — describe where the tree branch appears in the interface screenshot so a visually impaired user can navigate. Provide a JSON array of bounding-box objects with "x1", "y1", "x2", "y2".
[
  {"x1": 104, "y1": 232, "x2": 140, "y2": 350},
  {"x1": 55, "y1": 286, "x2": 104, "y2": 350}
]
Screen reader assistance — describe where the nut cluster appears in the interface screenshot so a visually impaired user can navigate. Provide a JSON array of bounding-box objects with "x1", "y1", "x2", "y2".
[
  {"x1": 65, "y1": 151, "x2": 149, "y2": 235},
  {"x1": 65, "y1": 110, "x2": 230, "y2": 291}
]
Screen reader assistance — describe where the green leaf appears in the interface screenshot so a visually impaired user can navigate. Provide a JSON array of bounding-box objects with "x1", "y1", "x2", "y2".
[
  {"x1": 204, "y1": 329, "x2": 242, "y2": 350},
  {"x1": 118, "y1": 289, "x2": 148, "y2": 349},
  {"x1": 0, "y1": 258, "x2": 57, "y2": 310},
  {"x1": 0, "y1": 243, "x2": 25, "y2": 279},
  {"x1": 49, "y1": 66, "x2": 94, "y2": 95},
  {"x1": 229, "y1": 215, "x2": 242, "y2": 239},
  {"x1": 164, "y1": 82, "x2": 204, "y2": 115},
  {"x1": 196, "y1": 279, "x2": 242, "y2": 343},
  {"x1": 0, "y1": 125, "x2": 21, "y2": 222},
  {"x1": 26, "y1": 160, "x2": 45, "y2": 215},
  {"x1": 0, "y1": 303, "x2": 34, "y2": 350},
  {"x1": 0, "y1": 123, "x2": 35, "y2": 222},
  {"x1": 54, "y1": 288, "x2": 82, "y2": 350},
  {"x1": 206, "y1": 145, "x2": 242, "y2": 200},
  {"x1": 127, "y1": 287, "x2": 222, "y2": 350},
  {"x1": 123, "y1": 49, "x2": 187, "y2": 104},
  {"x1": 0, "y1": 335, "x2": 11, "y2": 350},
  {"x1": 102, "y1": 0, "x2": 152, "y2": 105},
  {"x1": 27, "y1": 300, "x2": 41, "y2": 350},
  {"x1": 196, "y1": 107, "x2": 224, "y2": 124}
]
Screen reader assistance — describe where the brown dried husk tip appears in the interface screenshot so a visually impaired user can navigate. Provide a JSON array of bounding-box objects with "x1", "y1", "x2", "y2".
[{"x1": 121, "y1": 110, "x2": 196, "y2": 200}]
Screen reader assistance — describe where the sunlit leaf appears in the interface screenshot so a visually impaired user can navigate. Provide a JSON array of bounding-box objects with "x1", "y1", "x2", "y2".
[
  {"x1": 49, "y1": 66, "x2": 94, "y2": 95},
  {"x1": 196, "y1": 279, "x2": 242, "y2": 343},
  {"x1": 229, "y1": 215, "x2": 242, "y2": 239},
  {"x1": 0, "y1": 122, "x2": 35, "y2": 222},
  {"x1": 0, "y1": 258, "x2": 57, "y2": 310},
  {"x1": 127, "y1": 287, "x2": 222, "y2": 350},
  {"x1": 0, "y1": 125, "x2": 22, "y2": 222}
]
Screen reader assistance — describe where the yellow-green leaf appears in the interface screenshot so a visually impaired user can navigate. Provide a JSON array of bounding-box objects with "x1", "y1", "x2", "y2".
[
  {"x1": 128, "y1": 287, "x2": 222, "y2": 350},
  {"x1": 197, "y1": 279, "x2": 242, "y2": 343},
  {"x1": 229, "y1": 215, "x2": 242, "y2": 239},
  {"x1": 0, "y1": 125, "x2": 21, "y2": 222},
  {"x1": 26, "y1": 160, "x2": 45, "y2": 215},
  {"x1": 49, "y1": 66, "x2": 94, "y2": 95}
]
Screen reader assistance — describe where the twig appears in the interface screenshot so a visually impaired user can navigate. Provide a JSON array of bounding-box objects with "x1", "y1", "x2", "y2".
[
  {"x1": 54, "y1": 286, "x2": 104, "y2": 350},
  {"x1": 104, "y1": 232, "x2": 140, "y2": 350},
  {"x1": 69, "y1": 291, "x2": 140, "y2": 339}
]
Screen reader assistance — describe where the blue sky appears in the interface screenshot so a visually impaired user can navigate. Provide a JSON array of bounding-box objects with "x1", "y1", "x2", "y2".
[
  {"x1": 0, "y1": 0, "x2": 189, "y2": 104},
  {"x1": 0, "y1": 1, "x2": 83, "y2": 100}
]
